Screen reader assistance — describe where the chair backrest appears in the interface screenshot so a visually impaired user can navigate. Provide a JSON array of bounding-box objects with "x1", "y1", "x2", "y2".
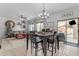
[
  {"x1": 47, "y1": 34, "x2": 54, "y2": 43},
  {"x1": 30, "y1": 34, "x2": 37, "y2": 42},
  {"x1": 29, "y1": 31, "x2": 36, "y2": 40},
  {"x1": 53, "y1": 31, "x2": 58, "y2": 40},
  {"x1": 58, "y1": 32, "x2": 65, "y2": 41}
]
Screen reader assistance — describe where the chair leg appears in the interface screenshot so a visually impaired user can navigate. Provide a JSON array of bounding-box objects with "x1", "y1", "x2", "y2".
[
  {"x1": 52, "y1": 43, "x2": 54, "y2": 56},
  {"x1": 35, "y1": 43, "x2": 38, "y2": 56},
  {"x1": 48, "y1": 41, "x2": 49, "y2": 50},
  {"x1": 55, "y1": 42, "x2": 56, "y2": 53},
  {"x1": 31, "y1": 41, "x2": 32, "y2": 54},
  {"x1": 57, "y1": 39, "x2": 59, "y2": 50},
  {"x1": 57, "y1": 42, "x2": 59, "y2": 50},
  {"x1": 41, "y1": 42, "x2": 44, "y2": 54}
]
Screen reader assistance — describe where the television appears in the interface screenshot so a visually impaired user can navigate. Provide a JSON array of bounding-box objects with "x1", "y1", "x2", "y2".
[{"x1": 69, "y1": 20, "x2": 76, "y2": 25}]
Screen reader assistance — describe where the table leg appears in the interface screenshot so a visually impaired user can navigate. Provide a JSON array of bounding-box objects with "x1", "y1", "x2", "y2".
[
  {"x1": 57, "y1": 36, "x2": 59, "y2": 50},
  {"x1": 26, "y1": 35, "x2": 29, "y2": 50},
  {"x1": 43, "y1": 37, "x2": 47, "y2": 56},
  {"x1": 0, "y1": 45, "x2": 1, "y2": 49}
]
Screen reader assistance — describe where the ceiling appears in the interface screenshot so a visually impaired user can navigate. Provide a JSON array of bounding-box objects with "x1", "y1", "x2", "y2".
[{"x1": 0, "y1": 3, "x2": 79, "y2": 19}]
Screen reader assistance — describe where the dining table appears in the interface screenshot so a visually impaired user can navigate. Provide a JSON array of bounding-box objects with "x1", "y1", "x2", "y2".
[
  {"x1": 35, "y1": 32, "x2": 54, "y2": 56},
  {"x1": 26, "y1": 32, "x2": 54, "y2": 56}
]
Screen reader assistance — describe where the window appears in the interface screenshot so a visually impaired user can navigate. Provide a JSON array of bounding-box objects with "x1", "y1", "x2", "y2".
[
  {"x1": 29, "y1": 24, "x2": 34, "y2": 31},
  {"x1": 36, "y1": 23, "x2": 44, "y2": 32}
]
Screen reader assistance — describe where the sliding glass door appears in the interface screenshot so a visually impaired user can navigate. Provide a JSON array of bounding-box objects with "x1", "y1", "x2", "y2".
[{"x1": 58, "y1": 18, "x2": 78, "y2": 43}]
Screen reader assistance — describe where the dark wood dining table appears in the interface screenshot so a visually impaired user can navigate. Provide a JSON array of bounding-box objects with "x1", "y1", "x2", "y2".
[
  {"x1": 35, "y1": 32, "x2": 54, "y2": 56},
  {"x1": 26, "y1": 32, "x2": 54, "y2": 56}
]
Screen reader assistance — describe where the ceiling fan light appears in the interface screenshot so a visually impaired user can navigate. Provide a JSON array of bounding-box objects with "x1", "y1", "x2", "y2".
[
  {"x1": 38, "y1": 3, "x2": 50, "y2": 19},
  {"x1": 41, "y1": 16, "x2": 44, "y2": 18},
  {"x1": 44, "y1": 12, "x2": 47, "y2": 15},
  {"x1": 45, "y1": 16, "x2": 48, "y2": 18},
  {"x1": 47, "y1": 13, "x2": 49, "y2": 16}
]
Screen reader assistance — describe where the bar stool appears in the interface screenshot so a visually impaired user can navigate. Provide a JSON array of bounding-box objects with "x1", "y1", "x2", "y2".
[
  {"x1": 30, "y1": 34, "x2": 44, "y2": 56},
  {"x1": 47, "y1": 31, "x2": 59, "y2": 56}
]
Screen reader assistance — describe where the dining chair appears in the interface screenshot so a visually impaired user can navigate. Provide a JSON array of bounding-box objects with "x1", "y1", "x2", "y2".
[
  {"x1": 47, "y1": 34, "x2": 54, "y2": 56},
  {"x1": 30, "y1": 34, "x2": 44, "y2": 56},
  {"x1": 54, "y1": 31, "x2": 59, "y2": 52},
  {"x1": 47, "y1": 31, "x2": 59, "y2": 56}
]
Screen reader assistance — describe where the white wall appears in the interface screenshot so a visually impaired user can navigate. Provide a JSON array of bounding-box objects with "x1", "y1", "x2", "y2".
[
  {"x1": 0, "y1": 17, "x2": 17, "y2": 39},
  {"x1": 0, "y1": 16, "x2": 28, "y2": 39}
]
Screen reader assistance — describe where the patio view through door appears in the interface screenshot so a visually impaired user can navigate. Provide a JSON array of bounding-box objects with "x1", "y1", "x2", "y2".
[{"x1": 58, "y1": 19, "x2": 78, "y2": 43}]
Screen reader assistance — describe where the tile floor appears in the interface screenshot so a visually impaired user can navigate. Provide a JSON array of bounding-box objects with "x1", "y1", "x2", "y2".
[
  {"x1": 0, "y1": 38, "x2": 79, "y2": 56},
  {"x1": 0, "y1": 38, "x2": 26, "y2": 56}
]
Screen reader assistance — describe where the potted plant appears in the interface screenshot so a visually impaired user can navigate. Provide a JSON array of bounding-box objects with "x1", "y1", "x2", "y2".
[
  {"x1": 46, "y1": 28, "x2": 50, "y2": 32},
  {"x1": 42, "y1": 29, "x2": 46, "y2": 32}
]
